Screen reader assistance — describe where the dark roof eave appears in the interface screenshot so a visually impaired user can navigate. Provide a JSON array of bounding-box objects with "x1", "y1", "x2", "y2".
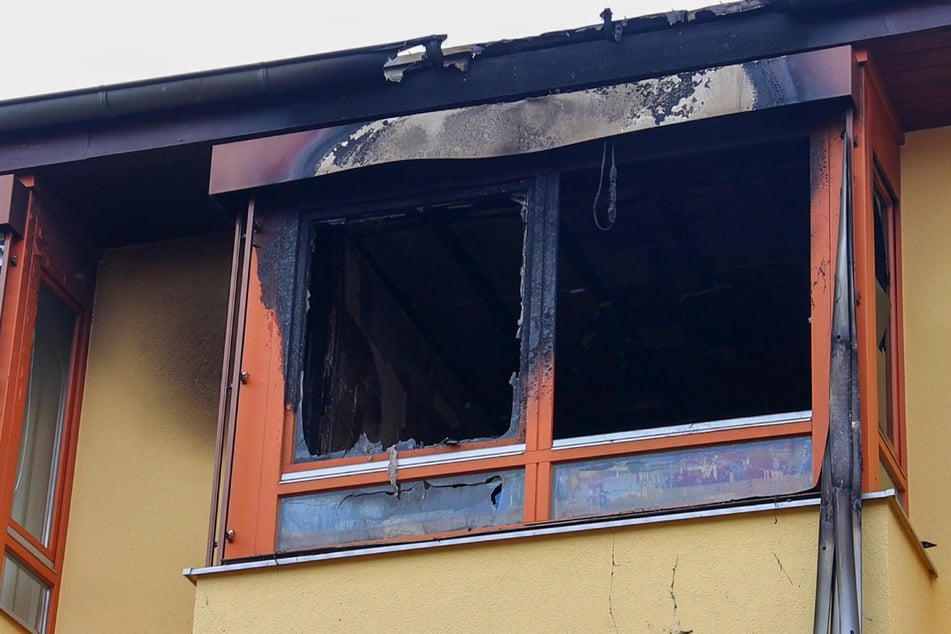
[{"x1": 3, "y1": 0, "x2": 951, "y2": 173}]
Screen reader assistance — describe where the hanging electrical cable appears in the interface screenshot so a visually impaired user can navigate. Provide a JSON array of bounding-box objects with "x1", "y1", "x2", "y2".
[{"x1": 593, "y1": 139, "x2": 618, "y2": 231}]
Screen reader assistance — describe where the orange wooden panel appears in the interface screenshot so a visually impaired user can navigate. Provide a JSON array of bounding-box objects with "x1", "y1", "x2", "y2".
[
  {"x1": 223, "y1": 249, "x2": 285, "y2": 560},
  {"x1": 808, "y1": 122, "x2": 840, "y2": 486},
  {"x1": 853, "y1": 50, "x2": 906, "y2": 494}
]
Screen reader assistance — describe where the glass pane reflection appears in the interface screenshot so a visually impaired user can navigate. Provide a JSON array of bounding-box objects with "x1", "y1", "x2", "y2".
[
  {"x1": 11, "y1": 285, "x2": 76, "y2": 546},
  {"x1": 553, "y1": 436, "x2": 812, "y2": 520},
  {"x1": 279, "y1": 470, "x2": 524, "y2": 551},
  {"x1": 1, "y1": 554, "x2": 50, "y2": 633}
]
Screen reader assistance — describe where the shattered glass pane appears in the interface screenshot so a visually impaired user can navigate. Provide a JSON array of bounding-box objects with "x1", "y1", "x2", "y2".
[
  {"x1": 552, "y1": 436, "x2": 812, "y2": 520},
  {"x1": 554, "y1": 139, "x2": 811, "y2": 439},
  {"x1": 278, "y1": 469, "x2": 525, "y2": 551},
  {"x1": 298, "y1": 195, "x2": 525, "y2": 462}
]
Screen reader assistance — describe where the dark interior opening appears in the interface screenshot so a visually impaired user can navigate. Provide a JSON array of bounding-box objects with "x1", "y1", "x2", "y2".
[
  {"x1": 299, "y1": 195, "x2": 524, "y2": 461},
  {"x1": 553, "y1": 138, "x2": 812, "y2": 439}
]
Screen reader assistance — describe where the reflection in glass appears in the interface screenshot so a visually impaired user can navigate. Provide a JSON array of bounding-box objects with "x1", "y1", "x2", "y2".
[
  {"x1": 552, "y1": 436, "x2": 812, "y2": 520},
  {"x1": 1, "y1": 554, "x2": 50, "y2": 633},
  {"x1": 11, "y1": 285, "x2": 76, "y2": 546},
  {"x1": 873, "y1": 187, "x2": 897, "y2": 445},
  {"x1": 278, "y1": 470, "x2": 525, "y2": 551}
]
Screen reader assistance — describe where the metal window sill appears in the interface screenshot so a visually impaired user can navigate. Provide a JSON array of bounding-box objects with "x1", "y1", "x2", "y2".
[{"x1": 185, "y1": 490, "x2": 898, "y2": 581}]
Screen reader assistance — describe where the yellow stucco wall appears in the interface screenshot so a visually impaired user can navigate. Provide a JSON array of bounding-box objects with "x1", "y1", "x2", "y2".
[
  {"x1": 54, "y1": 235, "x2": 231, "y2": 633},
  {"x1": 901, "y1": 126, "x2": 951, "y2": 570},
  {"x1": 189, "y1": 499, "x2": 941, "y2": 633},
  {"x1": 896, "y1": 125, "x2": 951, "y2": 631},
  {"x1": 193, "y1": 508, "x2": 819, "y2": 633}
]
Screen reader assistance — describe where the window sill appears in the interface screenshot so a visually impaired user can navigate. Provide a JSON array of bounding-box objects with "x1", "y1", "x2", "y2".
[{"x1": 184, "y1": 489, "x2": 897, "y2": 582}]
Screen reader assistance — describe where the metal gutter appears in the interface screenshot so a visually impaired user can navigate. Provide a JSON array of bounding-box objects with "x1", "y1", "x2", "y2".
[
  {"x1": 182, "y1": 490, "x2": 898, "y2": 581},
  {"x1": 0, "y1": 35, "x2": 446, "y2": 134}
]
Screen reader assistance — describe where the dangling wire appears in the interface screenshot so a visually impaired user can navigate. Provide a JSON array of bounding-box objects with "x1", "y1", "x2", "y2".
[{"x1": 593, "y1": 139, "x2": 618, "y2": 231}]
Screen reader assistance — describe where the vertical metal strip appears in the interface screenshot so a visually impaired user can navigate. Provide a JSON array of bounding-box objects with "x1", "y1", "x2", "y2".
[
  {"x1": 816, "y1": 110, "x2": 861, "y2": 634},
  {"x1": 814, "y1": 442, "x2": 834, "y2": 634},
  {"x1": 846, "y1": 108, "x2": 864, "y2": 625},
  {"x1": 215, "y1": 196, "x2": 257, "y2": 565},
  {"x1": 204, "y1": 216, "x2": 244, "y2": 566}
]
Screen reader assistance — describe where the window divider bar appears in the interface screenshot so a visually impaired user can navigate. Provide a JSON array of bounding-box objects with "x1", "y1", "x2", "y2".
[
  {"x1": 215, "y1": 196, "x2": 256, "y2": 566},
  {"x1": 551, "y1": 410, "x2": 813, "y2": 451},
  {"x1": 205, "y1": 214, "x2": 245, "y2": 567}
]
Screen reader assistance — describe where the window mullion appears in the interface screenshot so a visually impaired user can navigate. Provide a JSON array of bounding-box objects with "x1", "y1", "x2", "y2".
[{"x1": 521, "y1": 172, "x2": 560, "y2": 522}]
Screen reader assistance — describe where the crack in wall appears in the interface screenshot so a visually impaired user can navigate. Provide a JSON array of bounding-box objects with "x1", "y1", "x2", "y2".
[
  {"x1": 669, "y1": 556, "x2": 693, "y2": 634},
  {"x1": 609, "y1": 531, "x2": 618, "y2": 634},
  {"x1": 773, "y1": 552, "x2": 795, "y2": 586}
]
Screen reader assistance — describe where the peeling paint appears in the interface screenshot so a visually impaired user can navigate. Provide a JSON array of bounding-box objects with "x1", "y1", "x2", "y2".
[
  {"x1": 315, "y1": 65, "x2": 758, "y2": 176},
  {"x1": 209, "y1": 47, "x2": 852, "y2": 195}
]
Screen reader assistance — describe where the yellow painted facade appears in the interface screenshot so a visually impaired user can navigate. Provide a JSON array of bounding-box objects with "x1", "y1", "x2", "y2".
[
  {"x1": 194, "y1": 508, "x2": 820, "y2": 633},
  {"x1": 900, "y1": 125, "x2": 951, "y2": 578},
  {"x1": 53, "y1": 236, "x2": 230, "y2": 633}
]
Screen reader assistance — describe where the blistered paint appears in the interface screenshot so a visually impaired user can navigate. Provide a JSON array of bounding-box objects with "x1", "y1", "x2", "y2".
[
  {"x1": 208, "y1": 47, "x2": 853, "y2": 194},
  {"x1": 314, "y1": 66, "x2": 758, "y2": 175}
]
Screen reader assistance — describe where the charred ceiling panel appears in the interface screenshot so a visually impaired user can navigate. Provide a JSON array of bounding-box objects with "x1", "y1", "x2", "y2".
[{"x1": 209, "y1": 46, "x2": 852, "y2": 195}]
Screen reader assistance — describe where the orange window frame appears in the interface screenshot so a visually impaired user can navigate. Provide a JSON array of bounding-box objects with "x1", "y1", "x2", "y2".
[
  {"x1": 0, "y1": 178, "x2": 95, "y2": 633},
  {"x1": 853, "y1": 50, "x2": 907, "y2": 501},
  {"x1": 220, "y1": 125, "x2": 846, "y2": 563}
]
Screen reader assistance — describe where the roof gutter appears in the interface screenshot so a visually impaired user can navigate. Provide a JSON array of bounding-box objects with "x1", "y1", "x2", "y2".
[{"x1": 0, "y1": 35, "x2": 444, "y2": 134}]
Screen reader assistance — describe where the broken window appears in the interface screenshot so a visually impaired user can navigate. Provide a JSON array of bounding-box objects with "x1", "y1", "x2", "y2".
[
  {"x1": 553, "y1": 140, "x2": 812, "y2": 439},
  {"x1": 297, "y1": 195, "x2": 526, "y2": 461},
  {"x1": 279, "y1": 470, "x2": 524, "y2": 550},
  {"x1": 223, "y1": 129, "x2": 838, "y2": 558}
]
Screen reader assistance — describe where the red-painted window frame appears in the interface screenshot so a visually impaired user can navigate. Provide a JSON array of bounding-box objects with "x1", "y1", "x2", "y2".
[{"x1": 0, "y1": 179, "x2": 95, "y2": 633}]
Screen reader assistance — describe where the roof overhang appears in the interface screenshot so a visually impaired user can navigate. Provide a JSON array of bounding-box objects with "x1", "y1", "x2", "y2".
[
  {"x1": 2, "y1": 1, "x2": 951, "y2": 174},
  {"x1": 209, "y1": 46, "x2": 854, "y2": 194}
]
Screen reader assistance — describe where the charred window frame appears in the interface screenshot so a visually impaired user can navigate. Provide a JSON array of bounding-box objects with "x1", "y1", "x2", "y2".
[
  {"x1": 295, "y1": 186, "x2": 533, "y2": 462},
  {"x1": 219, "y1": 124, "x2": 846, "y2": 562},
  {"x1": 224, "y1": 131, "x2": 830, "y2": 557}
]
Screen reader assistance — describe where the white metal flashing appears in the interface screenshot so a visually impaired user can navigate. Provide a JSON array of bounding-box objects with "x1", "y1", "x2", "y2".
[
  {"x1": 551, "y1": 410, "x2": 812, "y2": 450},
  {"x1": 280, "y1": 443, "x2": 527, "y2": 484},
  {"x1": 185, "y1": 491, "x2": 899, "y2": 580}
]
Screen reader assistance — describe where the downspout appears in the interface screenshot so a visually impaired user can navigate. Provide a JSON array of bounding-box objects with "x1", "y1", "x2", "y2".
[{"x1": 814, "y1": 111, "x2": 862, "y2": 634}]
